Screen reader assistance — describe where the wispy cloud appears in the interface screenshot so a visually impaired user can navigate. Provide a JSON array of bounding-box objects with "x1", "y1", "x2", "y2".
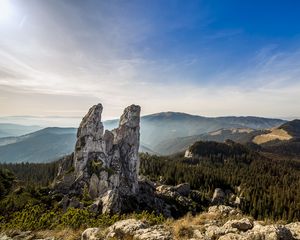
[{"x1": 0, "y1": 0, "x2": 299, "y2": 121}]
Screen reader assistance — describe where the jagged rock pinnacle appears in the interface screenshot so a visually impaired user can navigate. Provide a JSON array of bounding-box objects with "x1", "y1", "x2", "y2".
[{"x1": 64, "y1": 103, "x2": 141, "y2": 214}]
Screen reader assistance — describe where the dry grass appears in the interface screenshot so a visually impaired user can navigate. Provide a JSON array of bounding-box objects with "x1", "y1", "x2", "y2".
[
  {"x1": 170, "y1": 216, "x2": 194, "y2": 239},
  {"x1": 168, "y1": 209, "x2": 250, "y2": 240},
  {"x1": 253, "y1": 128, "x2": 292, "y2": 144},
  {"x1": 169, "y1": 212, "x2": 221, "y2": 239},
  {"x1": 35, "y1": 228, "x2": 82, "y2": 240}
]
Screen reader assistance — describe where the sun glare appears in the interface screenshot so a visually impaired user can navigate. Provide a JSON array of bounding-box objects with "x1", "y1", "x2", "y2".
[{"x1": 0, "y1": 0, "x2": 13, "y2": 22}]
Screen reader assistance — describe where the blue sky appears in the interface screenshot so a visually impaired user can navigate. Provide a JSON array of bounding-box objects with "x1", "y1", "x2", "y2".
[{"x1": 0, "y1": 0, "x2": 300, "y2": 125}]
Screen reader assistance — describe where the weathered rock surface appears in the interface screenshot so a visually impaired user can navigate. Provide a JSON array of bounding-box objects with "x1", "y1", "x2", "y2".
[
  {"x1": 53, "y1": 104, "x2": 207, "y2": 217},
  {"x1": 106, "y1": 219, "x2": 172, "y2": 240},
  {"x1": 211, "y1": 188, "x2": 226, "y2": 205},
  {"x1": 81, "y1": 228, "x2": 101, "y2": 240},
  {"x1": 0, "y1": 231, "x2": 54, "y2": 240},
  {"x1": 210, "y1": 188, "x2": 241, "y2": 207},
  {"x1": 208, "y1": 205, "x2": 242, "y2": 217},
  {"x1": 135, "y1": 180, "x2": 202, "y2": 218},
  {"x1": 223, "y1": 218, "x2": 253, "y2": 232},
  {"x1": 175, "y1": 205, "x2": 299, "y2": 240},
  {"x1": 55, "y1": 104, "x2": 141, "y2": 214}
]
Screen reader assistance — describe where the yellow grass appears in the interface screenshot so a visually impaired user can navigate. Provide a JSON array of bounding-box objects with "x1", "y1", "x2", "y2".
[
  {"x1": 253, "y1": 129, "x2": 292, "y2": 144},
  {"x1": 35, "y1": 228, "x2": 82, "y2": 240}
]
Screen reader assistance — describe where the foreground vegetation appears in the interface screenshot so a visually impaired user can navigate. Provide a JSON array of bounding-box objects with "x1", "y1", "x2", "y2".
[
  {"x1": 0, "y1": 166, "x2": 164, "y2": 232},
  {"x1": 140, "y1": 143, "x2": 300, "y2": 222},
  {"x1": 1, "y1": 141, "x2": 300, "y2": 232}
]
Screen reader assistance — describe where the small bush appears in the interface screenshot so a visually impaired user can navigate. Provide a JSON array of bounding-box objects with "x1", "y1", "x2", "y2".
[
  {"x1": 131, "y1": 211, "x2": 165, "y2": 225},
  {"x1": 59, "y1": 208, "x2": 92, "y2": 229}
]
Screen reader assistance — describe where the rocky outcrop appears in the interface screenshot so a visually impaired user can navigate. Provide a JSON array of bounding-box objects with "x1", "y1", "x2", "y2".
[
  {"x1": 54, "y1": 103, "x2": 205, "y2": 217},
  {"x1": 78, "y1": 205, "x2": 300, "y2": 239},
  {"x1": 174, "y1": 205, "x2": 300, "y2": 240},
  {"x1": 212, "y1": 188, "x2": 226, "y2": 205},
  {"x1": 55, "y1": 103, "x2": 141, "y2": 214},
  {"x1": 0, "y1": 231, "x2": 54, "y2": 240},
  {"x1": 211, "y1": 188, "x2": 242, "y2": 207},
  {"x1": 135, "y1": 180, "x2": 204, "y2": 218},
  {"x1": 81, "y1": 228, "x2": 101, "y2": 240},
  {"x1": 106, "y1": 219, "x2": 172, "y2": 240}
]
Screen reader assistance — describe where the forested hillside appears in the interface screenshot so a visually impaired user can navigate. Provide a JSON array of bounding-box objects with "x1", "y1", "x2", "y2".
[
  {"x1": 140, "y1": 142, "x2": 300, "y2": 222},
  {"x1": 0, "y1": 162, "x2": 59, "y2": 186}
]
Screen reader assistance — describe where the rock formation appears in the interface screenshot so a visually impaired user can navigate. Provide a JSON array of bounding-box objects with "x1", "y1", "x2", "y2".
[
  {"x1": 54, "y1": 103, "x2": 205, "y2": 217},
  {"x1": 212, "y1": 188, "x2": 226, "y2": 205},
  {"x1": 55, "y1": 103, "x2": 141, "y2": 214}
]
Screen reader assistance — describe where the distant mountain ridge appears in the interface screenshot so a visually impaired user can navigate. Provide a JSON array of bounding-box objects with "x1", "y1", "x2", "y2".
[
  {"x1": 0, "y1": 127, "x2": 155, "y2": 163},
  {"x1": 104, "y1": 112, "x2": 285, "y2": 149},
  {"x1": 279, "y1": 119, "x2": 300, "y2": 138},
  {"x1": 158, "y1": 118, "x2": 300, "y2": 156},
  {"x1": 0, "y1": 127, "x2": 77, "y2": 163},
  {"x1": 0, "y1": 112, "x2": 288, "y2": 162},
  {"x1": 0, "y1": 123, "x2": 42, "y2": 138},
  {"x1": 154, "y1": 128, "x2": 264, "y2": 155}
]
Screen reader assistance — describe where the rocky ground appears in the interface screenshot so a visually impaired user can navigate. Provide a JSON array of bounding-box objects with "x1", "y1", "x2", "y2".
[{"x1": 1, "y1": 205, "x2": 299, "y2": 240}]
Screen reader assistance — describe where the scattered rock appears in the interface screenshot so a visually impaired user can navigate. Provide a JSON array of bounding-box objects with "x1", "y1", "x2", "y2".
[
  {"x1": 0, "y1": 231, "x2": 54, "y2": 240},
  {"x1": 208, "y1": 205, "x2": 241, "y2": 217},
  {"x1": 184, "y1": 149, "x2": 193, "y2": 158},
  {"x1": 174, "y1": 183, "x2": 190, "y2": 196},
  {"x1": 211, "y1": 188, "x2": 225, "y2": 205},
  {"x1": 218, "y1": 233, "x2": 245, "y2": 240},
  {"x1": 223, "y1": 218, "x2": 253, "y2": 231},
  {"x1": 81, "y1": 228, "x2": 101, "y2": 240},
  {"x1": 245, "y1": 223, "x2": 295, "y2": 240},
  {"x1": 106, "y1": 219, "x2": 172, "y2": 240},
  {"x1": 286, "y1": 222, "x2": 300, "y2": 239}
]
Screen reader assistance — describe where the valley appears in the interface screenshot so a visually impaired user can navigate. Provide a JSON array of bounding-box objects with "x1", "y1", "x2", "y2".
[{"x1": 0, "y1": 104, "x2": 300, "y2": 240}]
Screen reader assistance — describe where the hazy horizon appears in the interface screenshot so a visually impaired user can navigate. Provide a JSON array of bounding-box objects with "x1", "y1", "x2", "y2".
[
  {"x1": 1, "y1": 0, "x2": 300, "y2": 120},
  {"x1": 0, "y1": 111, "x2": 297, "y2": 128}
]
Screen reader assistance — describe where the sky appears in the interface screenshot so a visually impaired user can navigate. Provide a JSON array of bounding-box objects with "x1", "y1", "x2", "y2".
[{"x1": 0, "y1": 0, "x2": 300, "y2": 126}]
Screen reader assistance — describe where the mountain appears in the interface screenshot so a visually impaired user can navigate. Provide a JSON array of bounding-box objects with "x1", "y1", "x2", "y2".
[
  {"x1": 0, "y1": 127, "x2": 155, "y2": 163},
  {"x1": 0, "y1": 127, "x2": 77, "y2": 163},
  {"x1": 141, "y1": 113, "x2": 285, "y2": 147},
  {"x1": 255, "y1": 119, "x2": 300, "y2": 155},
  {"x1": 104, "y1": 112, "x2": 285, "y2": 151},
  {"x1": 0, "y1": 123, "x2": 42, "y2": 138},
  {"x1": 278, "y1": 119, "x2": 300, "y2": 137},
  {"x1": 0, "y1": 112, "x2": 286, "y2": 162},
  {"x1": 154, "y1": 128, "x2": 265, "y2": 155}
]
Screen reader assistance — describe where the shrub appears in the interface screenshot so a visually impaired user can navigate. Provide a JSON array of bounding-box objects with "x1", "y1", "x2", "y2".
[
  {"x1": 131, "y1": 211, "x2": 165, "y2": 225},
  {"x1": 5, "y1": 204, "x2": 55, "y2": 230},
  {"x1": 59, "y1": 208, "x2": 92, "y2": 229}
]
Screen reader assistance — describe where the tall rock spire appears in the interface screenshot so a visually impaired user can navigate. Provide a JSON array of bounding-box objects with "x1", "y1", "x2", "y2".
[{"x1": 70, "y1": 103, "x2": 141, "y2": 213}]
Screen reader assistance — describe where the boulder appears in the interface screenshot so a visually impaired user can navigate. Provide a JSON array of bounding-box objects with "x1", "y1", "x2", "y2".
[
  {"x1": 208, "y1": 205, "x2": 241, "y2": 217},
  {"x1": 218, "y1": 233, "x2": 246, "y2": 240},
  {"x1": 174, "y1": 183, "x2": 190, "y2": 196},
  {"x1": 212, "y1": 188, "x2": 226, "y2": 205},
  {"x1": 106, "y1": 219, "x2": 172, "y2": 240},
  {"x1": 223, "y1": 218, "x2": 253, "y2": 232},
  {"x1": 205, "y1": 225, "x2": 238, "y2": 239},
  {"x1": 0, "y1": 231, "x2": 55, "y2": 240},
  {"x1": 245, "y1": 224, "x2": 295, "y2": 240},
  {"x1": 285, "y1": 222, "x2": 300, "y2": 239},
  {"x1": 81, "y1": 228, "x2": 101, "y2": 240}
]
